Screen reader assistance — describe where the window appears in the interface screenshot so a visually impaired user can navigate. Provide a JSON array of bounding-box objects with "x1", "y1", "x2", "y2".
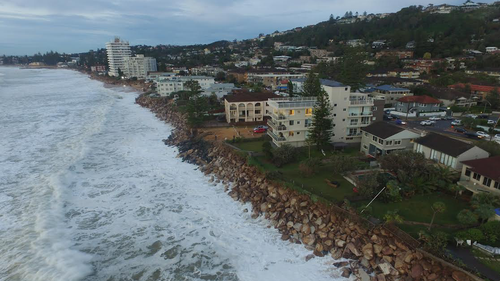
[
  {"x1": 373, "y1": 136, "x2": 378, "y2": 142},
  {"x1": 430, "y1": 149, "x2": 438, "y2": 160},
  {"x1": 379, "y1": 139, "x2": 384, "y2": 144},
  {"x1": 394, "y1": 140, "x2": 401, "y2": 145},
  {"x1": 289, "y1": 120, "x2": 294, "y2": 126},
  {"x1": 416, "y1": 144, "x2": 423, "y2": 153},
  {"x1": 494, "y1": 181, "x2": 499, "y2": 189},
  {"x1": 483, "y1": 177, "x2": 492, "y2": 187},
  {"x1": 465, "y1": 169, "x2": 471, "y2": 177},
  {"x1": 289, "y1": 131, "x2": 294, "y2": 136},
  {"x1": 305, "y1": 108, "x2": 312, "y2": 115},
  {"x1": 343, "y1": 108, "x2": 346, "y2": 111},
  {"x1": 363, "y1": 145, "x2": 368, "y2": 150},
  {"x1": 297, "y1": 121, "x2": 300, "y2": 124},
  {"x1": 385, "y1": 140, "x2": 393, "y2": 145},
  {"x1": 289, "y1": 110, "x2": 295, "y2": 115},
  {"x1": 473, "y1": 173, "x2": 481, "y2": 181}
]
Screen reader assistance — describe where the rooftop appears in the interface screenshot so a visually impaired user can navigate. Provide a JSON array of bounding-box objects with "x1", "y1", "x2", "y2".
[
  {"x1": 224, "y1": 91, "x2": 279, "y2": 103},
  {"x1": 291, "y1": 78, "x2": 344, "y2": 87},
  {"x1": 397, "y1": 95, "x2": 441, "y2": 104},
  {"x1": 414, "y1": 133, "x2": 475, "y2": 157},
  {"x1": 462, "y1": 156, "x2": 500, "y2": 182},
  {"x1": 268, "y1": 97, "x2": 317, "y2": 108},
  {"x1": 361, "y1": 122, "x2": 405, "y2": 139},
  {"x1": 375, "y1": 85, "x2": 410, "y2": 92}
]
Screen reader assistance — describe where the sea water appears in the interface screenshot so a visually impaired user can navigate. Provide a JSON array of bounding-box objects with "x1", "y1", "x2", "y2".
[{"x1": 0, "y1": 67, "x2": 346, "y2": 281}]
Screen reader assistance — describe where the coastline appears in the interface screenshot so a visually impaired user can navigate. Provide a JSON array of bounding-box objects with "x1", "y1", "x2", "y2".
[{"x1": 133, "y1": 94, "x2": 482, "y2": 281}]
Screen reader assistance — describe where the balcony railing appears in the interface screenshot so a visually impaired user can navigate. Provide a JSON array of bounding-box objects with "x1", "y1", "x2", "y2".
[
  {"x1": 346, "y1": 132, "x2": 363, "y2": 137},
  {"x1": 349, "y1": 99, "x2": 374, "y2": 106},
  {"x1": 268, "y1": 120, "x2": 287, "y2": 131},
  {"x1": 268, "y1": 130, "x2": 286, "y2": 142},
  {"x1": 271, "y1": 112, "x2": 287, "y2": 120}
]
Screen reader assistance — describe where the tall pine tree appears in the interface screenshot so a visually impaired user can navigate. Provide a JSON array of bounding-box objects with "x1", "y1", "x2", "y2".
[
  {"x1": 308, "y1": 85, "x2": 333, "y2": 148},
  {"x1": 301, "y1": 72, "x2": 322, "y2": 96}
]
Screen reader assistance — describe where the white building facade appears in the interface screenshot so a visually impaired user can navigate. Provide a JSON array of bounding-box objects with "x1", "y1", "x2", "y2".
[
  {"x1": 156, "y1": 76, "x2": 215, "y2": 96},
  {"x1": 106, "y1": 37, "x2": 131, "y2": 77},
  {"x1": 123, "y1": 54, "x2": 157, "y2": 79}
]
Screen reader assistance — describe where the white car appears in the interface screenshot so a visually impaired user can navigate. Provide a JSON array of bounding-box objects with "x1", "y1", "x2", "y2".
[
  {"x1": 476, "y1": 131, "x2": 490, "y2": 138},
  {"x1": 465, "y1": 114, "x2": 478, "y2": 119},
  {"x1": 429, "y1": 117, "x2": 441, "y2": 121},
  {"x1": 451, "y1": 120, "x2": 462, "y2": 126},
  {"x1": 493, "y1": 134, "x2": 500, "y2": 141},
  {"x1": 420, "y1": 120, "x2": 432, "y2": 126},
  {"x1": 488, "y1": 120, "x2": 497, "y2": 125}
]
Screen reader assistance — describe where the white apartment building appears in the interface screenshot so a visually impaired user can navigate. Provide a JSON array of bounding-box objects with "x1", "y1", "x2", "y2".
[
  {"x1": 224, "y1": 91, "x2": 279, "y2": 123},
  {"x1": 156, "y1": 76, "x2": 215, "y2": 96},
  {"x1": 106, "y1": 37, "x2": 131, "y2": 77},
  {"x1": 267, "y1": 97, "x2": 316, "y2": 147},
  {"x1": 123, "y1": 54, "x2": 157, "y2": 79},
  {"x1": 291, "y1": 78, "x2": 376, "y2": 145}
]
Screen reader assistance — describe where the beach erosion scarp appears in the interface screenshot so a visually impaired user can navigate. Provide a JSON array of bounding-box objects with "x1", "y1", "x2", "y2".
[{"x1": 134, "y1": 94, "x2": 479, "y2": 281}]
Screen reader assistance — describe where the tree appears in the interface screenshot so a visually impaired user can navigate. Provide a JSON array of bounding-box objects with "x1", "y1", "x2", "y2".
[
  {"x1": 287, "y1": 80, "x2": 294, "y2": 97},
  {"x1": 184, "y1": 80, "x2": 202, "y2": 95},
  {"x1": 272, "y1": 144, "x2": 298, "y2": 167},
  {"x1": 423, "y1": 52, "x2": 432, "y2": 59},
  {"x1": 379, "y1": 150, "x2": 429, "y2": 186},
  {"x1": 429, "y1": 201, "x2": 446, "y2": 230},
  {"x1": 335, "y1": 47, "x2": 369, "y2": 90},
  {"x1": 383, "y1": 209, "x2": 404, "y2": 224},
  {"x1": 308, "y1": 86, "x2": 333, "y2": 148},
  {"x1": 456, "y1": 229, "x2": 484, "y2": 242},
  {"x1": 474, "y1": 204, "x2": 495, "y2": 223},
  {"x1": 485, "y1": 89, "x2": 500, "y2": 109},
  {"x1": 457, "y1": 209, "x2": 478, "y2": 225},
  {"x1": 419, "y1": 231, "x2": 449, "y2": 254},
  {"x1": 117, "y1": 68, "x2": 124, "y2": 78},
  {"x1": 329, "y1": 14, "x2": 334, "y2": 22},
  {"x1": 479, "y1": 221, "x2": 500, "y2": 244},
  {"x1": 215, "y1": 71, "x2": 226, "y2": 82},
  {"x1": 301, "y1": 72, "x2": 322, "y2": 97}
]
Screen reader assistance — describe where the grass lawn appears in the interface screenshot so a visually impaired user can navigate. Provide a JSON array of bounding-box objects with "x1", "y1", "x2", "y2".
[
  {"x1": 233, "y1": 140, "x2": 267, "y2": 152},
  {"x1": 471, "y1": 248, "x2": 500, "y2": 274},
  {"x1": 357, "y1": 193, "x2": 469, "y2": 225}
]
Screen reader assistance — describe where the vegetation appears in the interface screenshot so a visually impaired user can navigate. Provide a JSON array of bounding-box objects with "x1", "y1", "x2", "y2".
[
  {"x1": 307, "y1": 79, "x2": 333, "y2": 148},
  {"x1": 428, "y1": 201, "x2": 446, "y2": 231}
]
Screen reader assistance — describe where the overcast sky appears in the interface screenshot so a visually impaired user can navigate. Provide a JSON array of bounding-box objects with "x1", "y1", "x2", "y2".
[{"x1": 0, "y1": 0, "x2": 493, "y2": 56}]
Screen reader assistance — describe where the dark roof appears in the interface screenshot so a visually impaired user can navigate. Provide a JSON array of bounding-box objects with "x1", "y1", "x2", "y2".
[
  {"x1": 291, "y1": 78, "x2": 344, "y2": 87},
  {"x1": 398, "y1": 95, "x2": 441, "y2": 104},
  {"x1": 361, "y1": 122, "x2": 405, "y2": 139},
  {"x1": 224, "y1": 91, "x2": 280, "y2": 103},
  {"x1": 461, "y1": 156, "x2": 500, "y2": 182},
  {"x1": 416, "y1": 85, "x2": 468, "y2": 100},
  {"x1": 414, "y1": 133, "x2": 474, "y2": 157}
]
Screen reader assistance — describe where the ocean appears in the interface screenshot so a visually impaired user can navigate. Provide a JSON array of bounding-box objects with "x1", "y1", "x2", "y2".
[{"x1": 0, "y1": 67, "x2": 344, "y2": 281}]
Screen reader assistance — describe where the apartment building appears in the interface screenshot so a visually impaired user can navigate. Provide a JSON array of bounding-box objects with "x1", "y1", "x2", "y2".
[
  {"x1": 292, "y1": 78, "x2": 377, "y2": 145},
  {"x1": 371, "y1": 85, "x2": 413, "y2": 105},
  {"x1": 267, "y1": 97, "x2": 316, "y2": 147},
  {"x1": 224, "y1": 91, "x2": 279, "y2": 123},
  {"x1": 106, "y1": 37, "x2": 131, "y2": 77},
  {"x1": 156, "y1": 76, "x2": 215, "y2": 96},
  {"x1": 123, "y1": 54, "x2": 157, "y2": 79}
]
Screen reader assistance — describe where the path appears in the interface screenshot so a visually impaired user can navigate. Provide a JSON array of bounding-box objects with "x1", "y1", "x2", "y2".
[{"x1": 447, "y1": 245, "x2": 500, "y2": 281}]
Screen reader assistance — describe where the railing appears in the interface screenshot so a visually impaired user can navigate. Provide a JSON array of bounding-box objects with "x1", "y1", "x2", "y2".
[
  {"x1": 360, "y1": 112, "x2": 373, "y2": 116},
  {"x1": 350, "y1": 99, "x2": 374, "y2": 106},
  {"x1": 268, "y1": 120, "x2": 287, "y2": 131},
  {"x1": 268, "y1": 130, "x2": 286, "y2": 142},
  {"x1": 271, "y1": 112, "x2": 287, "y2": 120}
]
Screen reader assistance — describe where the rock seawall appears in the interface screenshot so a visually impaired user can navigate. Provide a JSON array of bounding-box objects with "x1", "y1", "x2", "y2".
[{"x1": 136, "y1": 95, "x2": 479, "y2": 281}]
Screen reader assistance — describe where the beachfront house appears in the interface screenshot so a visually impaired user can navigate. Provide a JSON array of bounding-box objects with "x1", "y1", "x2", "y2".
[
  {"x1": 360, "y1": 122, "x2": 420, "y2": 157},
  {"x1": 458, "y1": 156, "x2": 500, "y2": 196}
]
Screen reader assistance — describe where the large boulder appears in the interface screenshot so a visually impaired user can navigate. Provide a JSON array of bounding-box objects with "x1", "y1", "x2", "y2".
[
  {"x1": 411, "y1": 264, "x2": 423, "y2": 279},
  {"x1": 362, "y1": 243, "x2": 374, "y2": 260},
  {"x1": 302, "y1": 234, "x2": 316, "y2": 246},
  {"x1": 452, "y1": 271, "x2": 469, "y2": 281}
]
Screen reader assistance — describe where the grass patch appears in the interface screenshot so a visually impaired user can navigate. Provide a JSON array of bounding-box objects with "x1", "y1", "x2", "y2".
[
  {"x1": 356, "y1": 193, "x2": 469, "y2": 226},
  {"x1": 234, "y1": 140, "x2": 266, "y2": 152},
  {"x1": 471, "y1": 248, "x2": 500, "y2": 274}
]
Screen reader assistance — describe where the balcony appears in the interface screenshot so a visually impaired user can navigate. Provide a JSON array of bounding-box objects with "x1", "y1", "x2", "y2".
[
  {"x1": 268, "y1": 120, "x2": 287, "y2": 131},
  {"x1": 360, "y1": 112, "x2": 373, "y2": 116},
  {"x1": 268, "y1": 130, "x2": 286, "y2": 142},
  {"x1": 348, "y1": 122, "x2": 371, "y2": 128},
  {"x1": 346, "y1": 132, "x2": 362, "y2": 137},
  {"x1": 349, "y1": 99, "x2": 374, "y2": 106},
  {"x1": 271, "y1": 112, "x2": 287, "y2": 120}
]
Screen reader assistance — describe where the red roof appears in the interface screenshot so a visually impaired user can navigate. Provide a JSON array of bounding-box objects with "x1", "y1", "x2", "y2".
[
  {"x1": 461, "y1": 156, "x2": 500, "y2": 182},
  {"x1": 449, "y1": 83, "x2": 498, "y2": 93},
  {"x1": 397, "y1": 95, "x2": 440, "y2": 104}
]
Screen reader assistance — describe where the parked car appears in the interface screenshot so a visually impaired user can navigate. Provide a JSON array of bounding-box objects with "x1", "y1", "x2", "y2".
[
  {"x1": 455, "y1": 128, "x2": 467, "y2": 133},
  {"x1": 420, "y1": 120, "x2": 432, "y2": 126},
  {"x1": 465, "y1": 114, "x2": 478, "y2": 119},
  {"x1": 429, "y1": 116, "x2": 441, "y2": 121},
  {"x1": 384, "y1": 115, "x2": 394, "y2": 120},
  {"x1": 476, "y1": 131, "x2": 490, "y2": 139},
  {"x1": 487, "y1": 120, "x2": 497, "y2": 125},
  {"x1": 253, "y1": 127, "x2": 267, "y2": 133},
  {"x1": 254, "y1": 125, "x2": 268, "y2": 130},
  {"x1": 478, "y1": 114, "x2": 489, "y2": 119},
  {"x1": 494, "y1": 134, "x2": 500, "y2": 140},
  {"x1": 451, "y1": 120, "x2": 462, "y2": 126},
  {"x1": 395, "y1": 119, "x2": 407, "y2": 125},
  {"x1": 443, "y1": 116, "x2": 454, "y2": 120},
  {"x1": 465, "y1": 132, "x2": 481, "y2": 139}
]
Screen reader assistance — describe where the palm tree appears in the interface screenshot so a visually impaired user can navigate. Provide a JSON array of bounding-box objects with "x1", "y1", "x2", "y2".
[{"x1": 429, "y1": 202, "x2": 446, "y2": 230}]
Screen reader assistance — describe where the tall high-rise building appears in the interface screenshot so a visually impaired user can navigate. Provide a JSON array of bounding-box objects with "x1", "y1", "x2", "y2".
[
  {"x1": 106, "y1": 37, "x2": 131, "y2": 77},
  {"x1": 123, "y1": 54, "x2": 157, "y2": 79}
]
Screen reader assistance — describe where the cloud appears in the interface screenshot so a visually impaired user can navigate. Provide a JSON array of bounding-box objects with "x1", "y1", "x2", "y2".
[{"x1": 0, "y1": 0, "x2": 491, "y2": 55}]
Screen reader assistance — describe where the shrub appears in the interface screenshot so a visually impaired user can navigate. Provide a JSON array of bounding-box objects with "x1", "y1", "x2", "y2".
[
  {"x1": 298, "y1": 158, "x2": 322, "y2": 177},
  {"x1": 262, "y1": 141, "x2": 273, "y2": 159},
  {"x1": 456, "y1": 229, "x2": 484, "y2": 242},
  {"x1": 271, "y1": 144, "x2": 297, "y2": 167},
  {"x1": 328, "y1": 154, "x2": 358, "y2": 173},
  {"x1": 419, "y1": 231, "x2": 449, "y2": 254},
  {"x1": 457, "y1": 209, "x2": 478, "y2": 226},
  {"x1": 479, "y1": 221, "x2": 500, "y2": 244},
  {"x1": 265, "y1": 170, "x2": 284, "y2": 181}
]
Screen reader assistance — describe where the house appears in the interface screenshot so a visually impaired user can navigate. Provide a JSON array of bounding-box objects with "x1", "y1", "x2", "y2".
[
  {"x1": 461, "y1": 0, "x2": 480, "y2": 11},
  {"x1": 458, "y1": 156, "x2": 500, "y2": 196},
  {"x1": 449, "y1": 83, "x2": 499, "y2": 100},
  {"x1": 486, "y1": 47, "x2": 498, "y2": 53},
  {"x1": 360, "y1": 122, "x2": 421, "y2": 157},
  {"x1": 414, "y1": 133, "x2": 490, "y2": 171},
  {"x1": 395, "y1": 95, "x2": 441, "y2": 116},
  {"x1": 465, "y1": 68, "x2": 500, "y2": 80},
  {"x1": 375, "y1": 50, "x2": 414, "y2": 59},
  {"x1": 371, "y1": 85, "x2": 413, "y2": 105},
  {"x1": 202, "y1": 83, "x2": 238, "y2": 99},
  {"x1": 266, "y1": 97, "x2": 316, "y2": 147},
  {"x1": 415, "y1": 85, "x2": 473, "y2": 107},
  {"x1": 156, "y1": 76, "x2": 215, "y2": 96},
  {"x1": 224, "y1": 91, "x2": 280, "y2": 124}
]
